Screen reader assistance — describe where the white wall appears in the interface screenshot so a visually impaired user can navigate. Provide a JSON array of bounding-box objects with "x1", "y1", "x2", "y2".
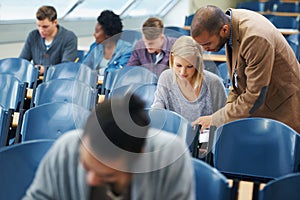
[
  {"x1": 0, "y1": 19, "x2": 96, "y2": 59},
  {"x1": 163, "y1": 0, "x2": 189, "y2": 27},
  {"x1": 189, "y1": 0, "x2": 239, "y2": 13},
  {"x1": 163, "y1": 0, "x2": 240, "y2": 27},
  {"x1": 0, "y1": 0, "x2": 242, "y2": 59}
]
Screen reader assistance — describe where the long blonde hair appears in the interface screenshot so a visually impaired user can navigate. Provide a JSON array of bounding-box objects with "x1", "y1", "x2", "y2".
[{"x1": 169, "y1": 35, "x2": 204, "y2": 89}]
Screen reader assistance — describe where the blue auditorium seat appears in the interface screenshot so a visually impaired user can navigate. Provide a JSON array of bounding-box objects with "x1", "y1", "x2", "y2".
[
  {"x1": 164, "y1": 26, "x2": 190, "y2": 38},
  {"x1": 193, "y1": 158, "x2": 232, "y2": 200},
  {"x1": 0, "y1": 57, "x2": 39, "y2": 88},
  {"x1": 108, "y1": 83, "x2": 157, "y2": 108},
  {"x1": 102, "y1": 66, "x2": 158, "y2": 99},
  {"x1": 0, "y1": 57, "x2": 39, "y2": 108},
  {"x1": 268, "y1": 15, "x2": 300, "y2": 30},
  {"x1": 76, "y1": 50, "x2": 86, "y2": 63},
  {"x1": 184, "y1": 13, "x2": 194, "y2": 26},
  {"x1": 0, "y1": 106, "x2": 12, "y2": 147},
  {"x1": 259, "y1": 173, "x2": 300, "y2": 200},
  {"x1": 110, "y1": 66, "x2": 158, "y2": 92},
  {"x1": 44, "y1": 62, "x2": 98, "y2": 88},
  {"x1": 120, "y1": 29, "x2": 142, "y2": 45},
  {"x1": 21, "y1": 102, "x2": 91, "y2": 141},
  {"x1": 0, "y1": 74, "x2": 26, "y2": 111},
  {"x1": 217, "y1": 62, "x2": 232, "y2": 89},
  {"x1": 145, "y1": 108, "x2": 199, "y2": 157},
  {"x1": 272, "y1": 2, "x2": 300, "y2": 13},
  {"x1": 34, "y1": 79, "x2": 97, "y2": 110},
  {"x1": 212, "y1": 117, "x2": 300, "y2": 199},
  {"x1": 237, "y1": 1, "x2": 269, "y2": 12},
  {"x1": 286, "y1": 33, "x2": 300, "y2": 61},
  {"x1": 213, "y1": 117, "x2": 300, "y2": 181},
  {"x1": 0, "y1": 139, "x2": 54, "y2": 200}
]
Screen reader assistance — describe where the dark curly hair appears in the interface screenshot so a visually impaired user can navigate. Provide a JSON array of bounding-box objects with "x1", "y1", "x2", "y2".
[{"x1": 97, "y1": 10, "x2": 123, "y2": 37}]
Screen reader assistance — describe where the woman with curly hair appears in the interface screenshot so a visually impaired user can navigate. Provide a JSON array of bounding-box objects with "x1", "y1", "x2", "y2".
[{"x1": 82, "y1": 10, "x2": 132, "y2": 77}]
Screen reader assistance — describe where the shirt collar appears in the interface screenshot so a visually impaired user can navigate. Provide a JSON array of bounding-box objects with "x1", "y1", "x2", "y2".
[
  {"x1": 225, "y1": 9, "x2": 233, "y2": 48},
  {"x1": 161, "y1": 36, "x2": 170, "y2": 52}
]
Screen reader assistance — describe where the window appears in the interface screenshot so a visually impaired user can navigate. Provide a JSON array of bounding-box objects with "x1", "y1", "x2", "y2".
[{"x1": 0, "y1": 0, "x2": 179, "y2": 21}]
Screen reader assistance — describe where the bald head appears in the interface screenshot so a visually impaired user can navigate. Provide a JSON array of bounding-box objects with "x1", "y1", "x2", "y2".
[{"x1": 191, "y1": 5, "x2": 229, "y2": 38}]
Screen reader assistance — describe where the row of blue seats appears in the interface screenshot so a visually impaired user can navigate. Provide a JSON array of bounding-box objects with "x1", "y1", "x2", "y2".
[
  {"x1": 0, "y1": 59, "x2": 174, "y2": 147},
  {"x1": 0, "y1": 56, "x2": 236, "y2": 147},
  {"x1": 0, "y1": 58, "x2": 99, "y2": 146},
  {"x1": 185, "y1": 2, "x2": 300, "y2": 30},
  {"x1": 237, "y1": 1, "x2": 300, "y2": 31},
  {"x1": 0, "y1": 58, "x2": 99, "y2": 111},
  {"x1": 1, "y1": 58, "x2": 300, "y2": 198},
  {"x1": 237, "y1": 1, "x2": 300, "y2": 13},
  {"x1": 194, "y1": 117, "x2": 300, "y2": 200},
  {"x1": 1, "y1": 116, "x2": 300, "y2": 200},
  {"x1": 0, "y1": 57, "x2": 201, "y2": 156},
  {"x1": 0, "y1": 58, "x2": 39, "y2": 146},
  {"x1": 20, "y1": 66, "x2": 161, "y2": 144},
  {"x1": 69, "y1": 90, "x2": 300, "y2": 199}
]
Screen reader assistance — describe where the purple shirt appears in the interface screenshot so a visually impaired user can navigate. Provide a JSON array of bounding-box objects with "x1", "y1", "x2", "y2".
[{"x1": 126, "y1": 36, "x2": 177, "y2": 77}]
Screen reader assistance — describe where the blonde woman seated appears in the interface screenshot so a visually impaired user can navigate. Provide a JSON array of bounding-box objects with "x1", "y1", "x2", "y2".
[{"x1": 151, "y1": 35, "x2": 227, "y2": 123}]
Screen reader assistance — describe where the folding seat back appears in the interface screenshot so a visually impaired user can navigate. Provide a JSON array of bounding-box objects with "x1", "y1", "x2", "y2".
[
  {"x1": 44, "y1": 62, "x2": 98, "y2": 88},
  {"x1": 0, "y1": 106, "x2": 12, "y2": 147},
  {"x1": 259, "y1": 173, "x2": 300, "y2": 200},
  {"x1": 34, "y1": 79, "x2": 97, "y2": 110},
  {"x1": 21, "y1": 102, "x2": 91, "y2": 141},
  {"x1": 213, "y1": 117, "x2": 300, "y2": 181},
  {"x1": 145, "y1": 108, "x2": 199, "y2": 157},
  {"x1": 164, "y1": 26, "x2": 190, "y2": 38},
  {"x1": 108, "y1": 83, "x2": 157, "y2": 108},
  {"x1": 0, "y1": 57, "x2": 39, "y2": 88},
  {"x1": 0, "y1": 139, "x2": 54, "y2": 200},
  {"x1": 110, "y1": 66, "x2": 158, "y2": 92},
  {"x1": 120, "y1": 29, "x2": 142, "y2": 45},
  {"x1": 0, "y1": 74, "x2": 26, "y2": 111},
  {"x1": 193, "y1": 158, "x2": 232, "y2": 200}
]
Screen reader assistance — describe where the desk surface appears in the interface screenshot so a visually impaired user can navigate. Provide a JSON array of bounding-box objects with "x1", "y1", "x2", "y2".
[
  {"x1": 278, "y1": 28, "x2": 300, "y2": 35},
  {"x1": 183, "y1": 26, "x2": 190, "y2": 30},
  {"x1": 228, "y1": 179, "x2": 266, "y2": 200},
  {"x1": 184, "y1": 25, "x2": 299, "y2": 36},
  {"x1": 98, "y1": 75, "x2": 104, "y2": 85},
  {"x1": 280, "y1": 0, "x2": 300, "y2": 2},
  {"x1": 272, "y1": 12, "x2": 300, "y2": 17},
  {"x1": 261, "y1": 11, "x2": 300, "y2": 17},
  {"x1": 203, "y1": 53, "x2": 227, "y2": 62}
]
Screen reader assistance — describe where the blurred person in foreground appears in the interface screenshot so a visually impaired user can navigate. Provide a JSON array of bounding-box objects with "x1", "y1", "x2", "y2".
[{"x1": 23, "y1": 94, "x2": 194, "y2": 200}]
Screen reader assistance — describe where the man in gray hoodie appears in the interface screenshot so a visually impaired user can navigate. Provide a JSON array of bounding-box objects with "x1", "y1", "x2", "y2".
[{"x1": 23, "y1": 94, "x2": 195, "y2": 200}]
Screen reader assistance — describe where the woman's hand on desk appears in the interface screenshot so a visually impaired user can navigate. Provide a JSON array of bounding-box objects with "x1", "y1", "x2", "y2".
[{"x1": 192, "y1": 115, "x2": 212, "y2": 131}]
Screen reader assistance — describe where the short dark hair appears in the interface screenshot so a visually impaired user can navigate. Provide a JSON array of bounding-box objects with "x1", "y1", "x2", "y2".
[
  {"x1": 82, "y1": 93, "x2": 150, "y2": 160},
  {"x1": 97, "y1": 10, "x2": 123, "y2": 37},
  {"x1": 36, "y1": 6, "x2": 57, "y2": 21},
  {"x1": 191, "y1": 5, "x2": 229, "y2": 37},
  {"x1": 142, "y1": 17, "x2": 164, "y2": 40}
]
